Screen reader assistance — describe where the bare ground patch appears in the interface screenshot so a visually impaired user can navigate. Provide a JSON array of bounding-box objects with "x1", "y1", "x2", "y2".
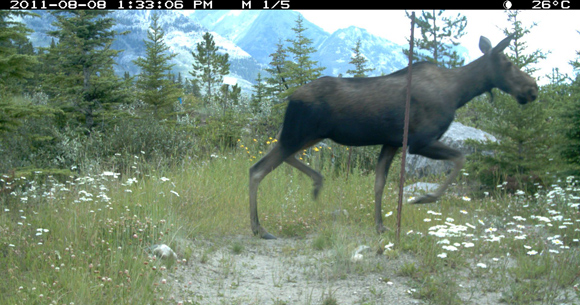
[{"x1": 166, "y1": 235, "x2": 521, "y2": 305}]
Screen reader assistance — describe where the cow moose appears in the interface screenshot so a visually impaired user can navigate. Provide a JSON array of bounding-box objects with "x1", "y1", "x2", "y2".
[{"x1": 249, "y1": 34, "x2": 538, "y2": 239}]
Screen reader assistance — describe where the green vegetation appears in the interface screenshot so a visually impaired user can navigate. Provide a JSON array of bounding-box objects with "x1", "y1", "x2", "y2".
[
  {"x1": 133, "y1": 12, "x2": 182, "y2": 118},
  {"x1": 0, "y1": 10, "x2": 579, "y2": 305}
]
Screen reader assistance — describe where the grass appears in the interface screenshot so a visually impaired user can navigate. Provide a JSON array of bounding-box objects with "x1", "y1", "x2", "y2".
[{"x1": 1, "y1": 137, "x2": 580, "y2": 304}]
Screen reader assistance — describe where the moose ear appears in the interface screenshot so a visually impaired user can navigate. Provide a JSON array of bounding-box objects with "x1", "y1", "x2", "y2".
[
  {"x1": 479, "y1": 36, "x2": 492, "y2": 54},
  {"x1": 492, "y1": 34, "x2": 515, "y2": 54}
]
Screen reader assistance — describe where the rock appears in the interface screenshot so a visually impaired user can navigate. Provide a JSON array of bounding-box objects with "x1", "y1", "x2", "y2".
[
  {"x1": 351, "y1": 245, "x2": 371, "y2": 262},
  {"x1": 149, "y1": 244, "x2": 178, "y2": 260},
  {"x1": 404, "y1": 182, "x2": 440, "y2": 194},
  {"x1": 405, "y1": 122, "x2": 496, "y2": 177}
]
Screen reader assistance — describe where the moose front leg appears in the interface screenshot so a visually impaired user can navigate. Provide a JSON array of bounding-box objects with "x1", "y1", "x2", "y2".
[
  {"x1": 373, "y1": 145, "x2": 399, "y2": 233},
  {"x1": 408, "y1": 141, "x2": 465, "y2": 204},
  {"x1": 249, "y1": 144, "x2": 288, "y2": 239}
]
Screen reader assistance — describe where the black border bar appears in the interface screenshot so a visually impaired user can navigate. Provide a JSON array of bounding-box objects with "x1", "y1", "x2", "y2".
[{"x1": 5, "y1": 0, "x2": 576, "y2": 10}]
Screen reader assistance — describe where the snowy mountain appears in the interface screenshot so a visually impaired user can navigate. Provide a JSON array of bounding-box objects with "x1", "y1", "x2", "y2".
[
  {"x1": 191, "y1": 11, "x2": 408, "y2": 78},
  {"x1": 22, "y1": 10, "x2": 261, "y2": 90},
  {"x1": 317, "y1": 26, "x2": 408, "y2": 76},
  {"x1": 22, "y1": 10, "x2": 431, "y2": 93}
]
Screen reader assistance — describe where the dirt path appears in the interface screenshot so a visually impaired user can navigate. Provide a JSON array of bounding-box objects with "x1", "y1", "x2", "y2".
[{"x1": 168, "y1": 235, "x2": 427, "y2": 305}]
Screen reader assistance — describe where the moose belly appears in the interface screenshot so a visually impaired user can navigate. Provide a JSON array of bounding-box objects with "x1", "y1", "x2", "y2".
[{"x1": 326, "y1": 119, "x2": 405, "y2": 147}]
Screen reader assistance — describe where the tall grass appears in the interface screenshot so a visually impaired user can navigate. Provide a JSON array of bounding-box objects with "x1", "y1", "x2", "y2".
[{"x1": 1, "y1": 136, "x2": 579, "y2": 304}]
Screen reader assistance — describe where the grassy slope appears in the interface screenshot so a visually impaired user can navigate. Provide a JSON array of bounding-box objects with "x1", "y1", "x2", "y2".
[{"x1": 1, "y1": 143, "x2": 579, "y2": 304}]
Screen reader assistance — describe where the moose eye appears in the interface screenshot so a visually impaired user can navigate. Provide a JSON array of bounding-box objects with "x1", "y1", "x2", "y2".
[{"x1": 503, "y1": 61, "x2": 513, "y2": 69}]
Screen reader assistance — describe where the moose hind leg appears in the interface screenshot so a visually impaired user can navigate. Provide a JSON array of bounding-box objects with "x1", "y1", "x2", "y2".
[
  {"x1": 409, "y1": 141, "x2": 465, "y2": 204},
  {"x1": 285, "y1": 155, "x2": 324, "y2": 199}
]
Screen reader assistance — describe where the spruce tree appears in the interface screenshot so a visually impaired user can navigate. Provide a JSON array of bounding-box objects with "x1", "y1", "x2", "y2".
[
  {"x1": 468, "y1": 11, "x2": 551, "y2": 191},
  {"x1": 264, "y1": 39, "x2": 289, "y2": 103},
  {"x1": 250, "y1": 72, "x2": 268, "y2": 116},
  {"x1": 0, "y1": 11, "x2": 38, "y2": 89},
  {"x1": 190, "y1": 32, "x2": 230, "y2": 105},
  {"x1": 405, "y1": 10, "x2": 467, "y2": 68},
  {"x1": 559, "y1": 42, "x2": 580, "y2": 174},
  {"x1": 0, "y1": 11, "x2": 48, "y2": 133},
  {"x1": 133, "y1": 12, "x2": 181, "y2": 118},
  {"x1": 346, "y1": 38, "x2": 373, "y2": 77},
  {"x1": 45, "y1": 10, "x2": 125, "y2": 131},
  {"x1": 283, "y1": 15, "x2": 324, "y2": 97},
  {"x1": 561, "y1": 78, "x2": 580, "y2": 174}
]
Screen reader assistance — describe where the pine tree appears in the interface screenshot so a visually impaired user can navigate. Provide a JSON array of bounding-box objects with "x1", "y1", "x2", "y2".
[
  {"x1": 218, "y1": 83, "x2": 241, "y2": 115},
  {"x1": 468, "y1": 10, "x2": 552, "y2": 191},
  {"x1": 264, "y1": 39, "x2": 289, "y2": 103},
  {"x1": 0, "y1": 11, "x2": 50, "y2": 134},
  {"x1": 405, "y1": 10, "x2": 467, "y2": 68},
  {"x1": 190, "y1": 32, "x2": 230, "y2": 105},
  {"x1": 133, "y1": 12, "x2": 182, "y2": 118},
  {"x1": 561, "y1": 78, "x2": 580, "y2": 174},
  {"x1": 0, "y1": 11, "x2": 38, "y2": 95},
  {"x1": 45, "y1": 11, "x2": 125, "y2": 131},
  {"x1": 250, "y1": 72, "x2": 268, "y2": 115},
  {"x1": 283, "y1": 15, "x2": 324, "y2": 97},
  {"x1": 346, "y1": 38, "x2": 373, "y2": 77},
  {"x1": 558, "y1": 40, "x2": 580, "y2": 174}
]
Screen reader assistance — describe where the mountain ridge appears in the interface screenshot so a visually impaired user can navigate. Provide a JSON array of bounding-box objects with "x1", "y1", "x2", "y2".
[{"x1": 22, "y1": 10, "x2": 419, "y2": 92}]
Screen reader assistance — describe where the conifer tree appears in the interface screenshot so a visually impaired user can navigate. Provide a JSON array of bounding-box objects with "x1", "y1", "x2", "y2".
[
  {"x1": 283, "y1": 15, "x2": 324, "y2": 97},
  {"x1": 561, "y1": 78, "x2": 580, "y2": 174},
  {"x1": 45, "y1": 10, "x2": 125, "y2": 131},
  {"x1": 250, "y1": 72, "x2": 268, "y2": 115},
  {"x1": 405, "y1": 10, "x2": 467, "y2": 68},
  {"x1": 0, "y1": 11, "x2": 47, "y2": 133},
  {"x1": 468, "y1": 11, "x2": 551, "y2": 190},
  {"x1": 218, "y1": 82, "x2": 241, "y2": 115},
  {"x1": 558, "y1": 40, "x2": 580, "y2": 174},
  {"x1": 0, "y1": 11, "x2": 38, "y2": 90},
  {"x1": 133, "y1": 12, "x2": 181, "y2": 118},
  {"x1": 190, "y1": 32, "x2": 230, "y2": 104},
  {"x1": 346, "y1": 39, "x2": 373, "y2": 77},
  {"x1": 264, "y1": 39, "x2": 289, "y2": 103}
]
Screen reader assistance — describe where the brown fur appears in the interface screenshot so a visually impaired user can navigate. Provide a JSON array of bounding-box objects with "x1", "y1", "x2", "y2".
[{"x1": 249, "y1": 35, "x2": 538, "y2": 239}]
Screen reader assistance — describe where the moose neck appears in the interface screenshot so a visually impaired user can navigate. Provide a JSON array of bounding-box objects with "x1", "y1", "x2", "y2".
[{"x1": 452, "y1": 55, "x2": 494, "y2": 109}]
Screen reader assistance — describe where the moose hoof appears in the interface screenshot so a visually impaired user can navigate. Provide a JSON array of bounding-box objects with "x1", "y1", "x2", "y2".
[
  {"x1": 410, "y1": 194, "x2": 438, "y2": 204},
  {"x1": 255, "y1": 227, "x2": 277, "y2": 240},
  {"x1": 261, "y1": 232, "x2": 277, "y2": 240},
  {"x1": 312, "y1": 184, "x2": 322, "y2": 200},
  {"x1": 376, "y1": 224, "x2": 389, "y2": 234}
]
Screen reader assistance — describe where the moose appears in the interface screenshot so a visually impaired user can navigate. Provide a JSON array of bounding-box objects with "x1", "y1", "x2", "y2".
[{"x1": 249, "y1": 34, "x2": 538, "y2": 239}]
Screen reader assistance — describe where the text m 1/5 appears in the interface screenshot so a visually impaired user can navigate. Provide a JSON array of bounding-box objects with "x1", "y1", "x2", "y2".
[{"x1": 263, "y1": 0, "x2": 290, "y2": 9}]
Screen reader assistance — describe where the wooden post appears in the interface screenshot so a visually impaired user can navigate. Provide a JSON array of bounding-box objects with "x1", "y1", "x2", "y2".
[{"x1": 396, "y1": 12, "x2": 415, "y2": 245}]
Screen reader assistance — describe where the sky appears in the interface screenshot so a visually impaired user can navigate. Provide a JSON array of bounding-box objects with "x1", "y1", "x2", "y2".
[{"x1": 297, "y1": 10, "x2": 580, "y2": 84}]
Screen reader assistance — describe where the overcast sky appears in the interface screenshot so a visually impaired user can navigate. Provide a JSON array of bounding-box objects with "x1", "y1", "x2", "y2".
[{"x1": 297, "y1": 10, "x2": 580, "y2": 83}]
